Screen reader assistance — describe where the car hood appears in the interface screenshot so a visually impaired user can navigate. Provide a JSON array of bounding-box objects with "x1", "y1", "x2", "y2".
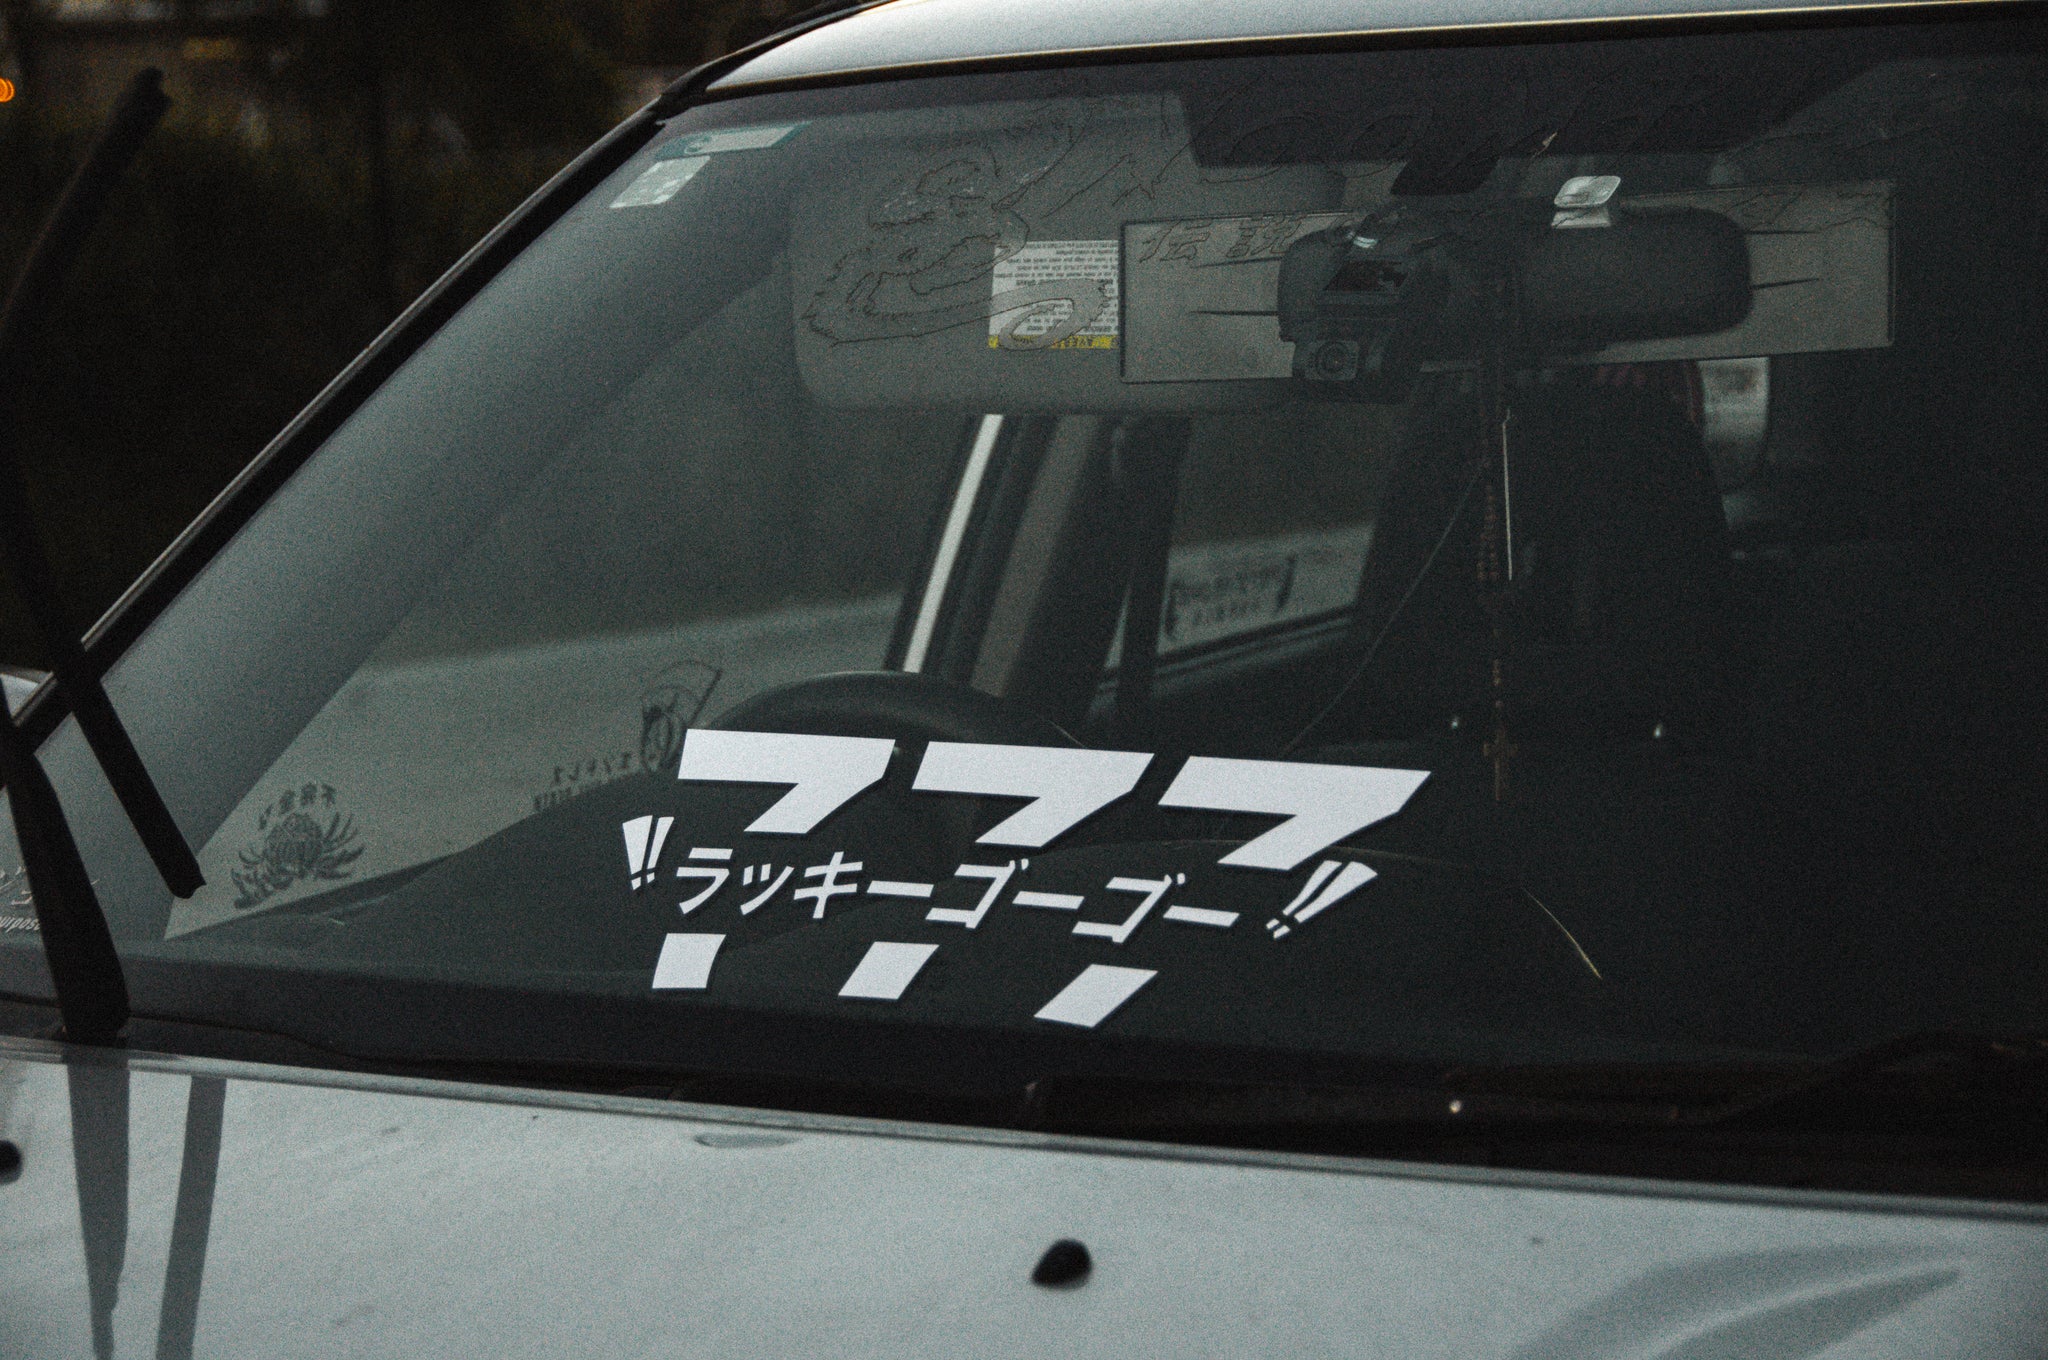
[{"x1": 1, "y1": 1036, "x2": 2044, "y2": 1359}]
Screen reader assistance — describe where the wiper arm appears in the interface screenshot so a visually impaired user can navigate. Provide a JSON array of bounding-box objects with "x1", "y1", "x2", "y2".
[
  {"x1": 0, "y1": 68, "x2": 202, "y2": 903},
  {"x1": 0, "y1": 69, "x2": 197, "y2": 1043},
  {"x1": 0, "y1": 717, "x2": 127, "y2": 1040}
]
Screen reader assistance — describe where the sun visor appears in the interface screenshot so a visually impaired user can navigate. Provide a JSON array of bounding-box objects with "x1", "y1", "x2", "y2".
[
  {"x1": 792, "y1": 96, "x2": 1342, "y2": 411},
  {"x1": 1582, "y1": 181, "x2": 1892, "y2": 363}
]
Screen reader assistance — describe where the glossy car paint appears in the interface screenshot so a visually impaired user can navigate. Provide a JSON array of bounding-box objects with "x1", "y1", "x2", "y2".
[
  {"x1": 3, "y1": 1038, "x2": 2044, "y2": 1358},
  {"x1": 708, "y1": 0, "x2": 1994, "y2": 89}
]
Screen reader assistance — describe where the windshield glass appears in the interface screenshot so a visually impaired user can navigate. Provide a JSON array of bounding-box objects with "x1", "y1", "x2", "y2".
[{"x1": 6, "y1": 13, "x2": 2047, "y2": 1104}]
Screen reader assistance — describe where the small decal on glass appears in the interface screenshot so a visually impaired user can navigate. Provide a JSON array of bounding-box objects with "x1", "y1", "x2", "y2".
[
  {"x1": 652, "y1": 932, "x2": 724, "y2": 990},
  {"x1": 1036, "y1": 965, "x2": 1156, "y2": 1029},
  {"x1": 838, "y1": 941, "x2": 939, "y2": 1002},
  {"x1": 611, "y1": 156, "x2": 707, "y2": 208}
]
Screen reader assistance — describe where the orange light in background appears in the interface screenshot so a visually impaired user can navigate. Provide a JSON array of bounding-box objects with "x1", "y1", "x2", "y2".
[{"x1": 0, "y1": 78, "x2": 16, "y2": 103}]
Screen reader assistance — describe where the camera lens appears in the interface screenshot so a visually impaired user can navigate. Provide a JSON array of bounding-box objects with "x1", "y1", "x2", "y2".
[{"x1": 1309, "y1": 341, "x2": 1359, "y2": 381}]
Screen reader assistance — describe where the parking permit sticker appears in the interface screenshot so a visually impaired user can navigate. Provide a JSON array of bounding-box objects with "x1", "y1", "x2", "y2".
[
  {"x1": 989, "y1": 241, "x2": 1119, "y2": 350},
  {"x1": 611, "y1": 156, "x2": 708, "y2": 208},
  {"x1": 654, "y1": 123, "x2": 805, "y2": 158}
]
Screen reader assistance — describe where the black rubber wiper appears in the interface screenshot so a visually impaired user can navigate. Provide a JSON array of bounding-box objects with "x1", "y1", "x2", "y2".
[
  {"x1": 0, "y1": 69, "x2": 199, "y2": 1043},
  {"x1": 1018, "y1": 1070, "x2": 1683, "y2": 1140},
  {"x1": 0, "y1": 68, "x2": 200, "y2": 901},
  {"x1": 1019, "y1": 1032, "x2": 2048, "y2": 1141},
  {"x1": 1690, "y1": 1030, "x2": 2048, "y2": 1125}
]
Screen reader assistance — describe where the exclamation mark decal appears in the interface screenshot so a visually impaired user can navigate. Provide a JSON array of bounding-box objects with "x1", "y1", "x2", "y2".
[
  {"x1": 623, "y1": 815, "x2": 675, "y2": 891},
  {"x1": 1266, "y1": 860, "x2": 1376, "y2": 938}
]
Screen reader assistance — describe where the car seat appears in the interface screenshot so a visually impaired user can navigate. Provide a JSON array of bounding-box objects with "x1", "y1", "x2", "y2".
[{"x1": 1332, "y1": 365, "x2": 1732, "y2": 752}]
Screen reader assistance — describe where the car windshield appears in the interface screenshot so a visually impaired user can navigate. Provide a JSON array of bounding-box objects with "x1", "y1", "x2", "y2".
[{"x1": 5, "y1": 12, "x2": 2046, "y2": 1105}]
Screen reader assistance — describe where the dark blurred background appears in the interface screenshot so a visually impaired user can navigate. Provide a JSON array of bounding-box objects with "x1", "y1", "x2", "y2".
[{"x1": 0, "y1": 0, "x2": 797, "y2": 669}]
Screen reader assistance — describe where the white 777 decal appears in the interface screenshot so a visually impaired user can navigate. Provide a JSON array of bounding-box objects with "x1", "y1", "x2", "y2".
[
  {"x1": 913, "y1": 743, "x2": 1153, "y2": 846},
  {"x1": 1158, "y1": 758, "x2": 1429, "y2": 870},
  {"x1": 677, "y1": 731, "x2": 1426, "y2": 867},
  {"x1": 676, "y1": 730, "x2": 893, "y2": 835}
]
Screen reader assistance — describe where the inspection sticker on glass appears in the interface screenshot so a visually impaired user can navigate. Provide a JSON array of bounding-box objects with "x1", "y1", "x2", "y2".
[
  {"x1": 988, "y1": 240, "x2": 1119, "y2": 350},
  {"x1": 611, "y1": 157, "x2": 709, "y2": 208}
]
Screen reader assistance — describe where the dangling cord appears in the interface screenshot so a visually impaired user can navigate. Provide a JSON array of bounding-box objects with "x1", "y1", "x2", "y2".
[
  {"x1": 1478, "y1": 279, "x2": 1516, "y2": 802},
  {"x1": 1110, "y1": 420, "x2": 1187, "y2": 748},
  {"x1": 1279, "y1": 446, "x2": 1488, "y2": 758},
  {"x1": 1477, "y1": 429, "x2": 1517, "y2": 802}
]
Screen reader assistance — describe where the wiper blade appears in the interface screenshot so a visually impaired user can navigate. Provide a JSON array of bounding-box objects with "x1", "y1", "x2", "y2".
[
  {"x1": 1690, "y1": 1030, "x2": 2048, "y2": 1125},
  {"x1": 112, "y1": 1008, "x2": 1027, "y2": 1129},
  {"x1": 1020, "y1": 1071, "x2": 1686, "y2": 1139},
  {"x1": 0, "y1": 67, "x2": 202, "y2": 902},
  {"x1": 1023, "y1": 1033, "x2": 2048, "y2": 1142}
]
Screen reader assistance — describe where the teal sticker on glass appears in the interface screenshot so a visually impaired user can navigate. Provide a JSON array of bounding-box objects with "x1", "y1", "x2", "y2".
[{"x1": 654, "y1": 123, "x2": 805, "y2": 159}]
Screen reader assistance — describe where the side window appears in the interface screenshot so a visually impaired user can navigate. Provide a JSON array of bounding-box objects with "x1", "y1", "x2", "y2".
[{"x1": 1159, "y1": 403, "x2": 1401, "y2": 656}]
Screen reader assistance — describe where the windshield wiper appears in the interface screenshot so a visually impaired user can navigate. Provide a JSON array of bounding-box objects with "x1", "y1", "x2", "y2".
[
  {"x1": 1688, "y1": 1030, "x2": 2048, "y2": 1126},
  {"x1": 1019, "y1": 1031, "x2": 2048, "y2": 1142},
  {"x1": 0, "y1": 68, "x2": 199, "y2": 901},
  {"x1": 0, "y1": 69, "x2": 198, "y2": 1043}
]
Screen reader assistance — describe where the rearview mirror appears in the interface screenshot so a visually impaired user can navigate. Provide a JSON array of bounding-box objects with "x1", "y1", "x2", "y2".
[
  {"x1": 1276, "y1": 206, "x2": 1753, "y2": 401},
  {"x1": 1521, "y1": 208, "x2": 1753, "y2": 353}
]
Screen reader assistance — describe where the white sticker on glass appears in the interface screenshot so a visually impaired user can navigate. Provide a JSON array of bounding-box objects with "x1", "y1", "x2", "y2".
[
  {"x1": 677, "y1": 729, "x2": 893, "y2": 835},
  {"x1": 1265, "y1": 859, "x2": 1376, "y2": 938},
  {"x1": 925, "y1": 859, "x2": 1024, "y2": 930},
  {"x1": 1159, "y1": 758, "x2": 1428, "y2": 870},
  {"x1": 610, "y1": 156, "x2": 708, "y2": 208},
  {"x1": 622, "y1": 814, "x2": 674, "y2": 890},
  {"x1": 1162, "y1": 904, "x2": 1238, "y2": 929},
  {"x1": 656, "y1": 123, "x2": 805, "y2": 158},
  {"x1": 839, "y1": 941, "x2": 939, "y2": 1001},
  {"x1": 1072, "y1": 873, "x2": 1179, "y2": 945},
  {"x1": 867, "y1": 880, "x2": 935, "y2": 899},
  {"x1": 651, "y1": 932, "x2": 724, "y2": 989},
  {"x1": 913, "y1": 743, "x2": 1152, "y2": 847},
  {"x1": 1035, "y1": 964, "x2": 1156, "y2": 1028},
  {"x1": 1014, "y1": 890, "x2": 1083, "y2": 911},
  {"x1": 988, "y1": 240, "x2": 1119, "y2": 350},
  {"x1": 676, "y1": 847, "x2": 734, "y2": 914}
]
